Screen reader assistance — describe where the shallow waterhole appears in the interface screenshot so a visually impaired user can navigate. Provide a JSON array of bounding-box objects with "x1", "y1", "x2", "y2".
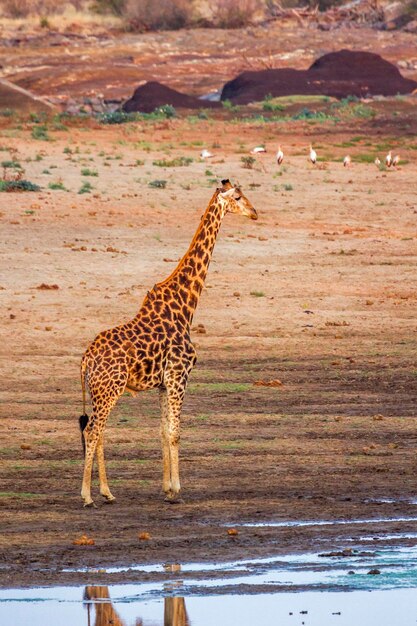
[
  {"x1": 2, "y1": 589, "x2": 417, "y2": 626},
  {"x1": 2, "y1": 543, "x2": 417, "y2": 625}
]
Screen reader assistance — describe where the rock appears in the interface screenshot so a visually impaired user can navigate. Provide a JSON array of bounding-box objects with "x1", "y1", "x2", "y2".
[
  {"x1": 138, "y1": 532, "x2": 151, "y2": 540},
  {"x1": 382, "y1": 1, "x2": 412, "y2": 28},
  {"x1": 123, "y1": 81, "x2": 221, "y2": 114},
  {"x1": 404, "y1": 19, "x2": 417, "y2": 33},
  {"x1": 367, "y1": 568, "x2": 381, "y2": 575},
  {"x1": 36, "y1": 283, "x2": 59, "y2": 290},
  {"x1": 221, "y1": 50, "x2": 417, "y2": 103}
]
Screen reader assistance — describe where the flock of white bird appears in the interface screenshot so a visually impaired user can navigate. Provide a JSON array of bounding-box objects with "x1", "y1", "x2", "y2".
[{"x1": 200, "y1": 146, "x2": 400, "y2": 168}]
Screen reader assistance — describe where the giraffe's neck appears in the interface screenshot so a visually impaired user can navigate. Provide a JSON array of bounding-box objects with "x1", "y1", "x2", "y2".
[{"x1": 142, "y1": 190, "x2": 224, "y2": 328}]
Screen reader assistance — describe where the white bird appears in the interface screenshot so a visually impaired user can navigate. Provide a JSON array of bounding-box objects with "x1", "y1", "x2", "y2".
[
  {"x1": 392, "y1": 154, "x2": 400, "y2": 167},
  {"x1": 250, "y1": 146, "x2": 266, "y2": 154},
  {"x1": 200, "y1": 149, "x2": 213, "y2": 159},
  {"x1": 309, "y1": 144, "x2": 317, "y2": 164},
  {"x1": 385, "y1": 150, "x2": 392, "y2": 167},
  {"x1": 276, "y1": 145, "x2": 284, "y2": 165},
  {"x1": 343, "y1": 155, "x2": 351, "y2": 167},
  {"x1": 374, "y1": 157, "x2": 381, "y2": 167}
]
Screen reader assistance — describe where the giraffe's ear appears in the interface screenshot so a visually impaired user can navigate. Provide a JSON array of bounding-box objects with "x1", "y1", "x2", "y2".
[
  {"x1": 220, "y1": 178, "x2": 233, "y2": 191},
  {"x1": 219, "y1": 187, "x2": 236, "y2": 199}
]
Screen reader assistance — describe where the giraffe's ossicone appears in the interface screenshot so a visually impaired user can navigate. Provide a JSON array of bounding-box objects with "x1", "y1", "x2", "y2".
[{"x1": 79, "y1": 179, "x2": 258, "y2": 507}]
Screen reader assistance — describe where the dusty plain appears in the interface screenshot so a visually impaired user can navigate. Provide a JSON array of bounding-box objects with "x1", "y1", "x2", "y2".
[{"x1": 0, "y1": 23, "x2": 417, "y2": 589}]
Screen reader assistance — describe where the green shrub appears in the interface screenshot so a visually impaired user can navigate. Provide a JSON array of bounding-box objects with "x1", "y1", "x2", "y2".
[
  {"x1": 1, "y1": 160, "x2": 22, "y2": 170},
  {"x1": 154, "y1": 104, "x2": 177, "y2": 118},
  {"x1": 262, "y1": 94, "x2": 285, "y2": 112},
  {"x1": 31, "y1": 125, "x2": 51, "y2": 141},
  {"x1": 0, "y1": 180, "x2": 40, "y2": 192},
  {"x1": 148, "y1": 179, "x2": 167, "y2": 188},
  {"x1": 48, "y1": 181, "x2": 67, "y2": 190},
  {"x1": 241, "y1": 155, "x2": 256, "y2": 169},
  {"x1": 99, "y1": 111, "x2": 138, "y2": 124},
  {"x1": 0, "y1": 109, "x2": 15, "y2": 117},
  {"x1": 78, "y1": 181, "x2": 93, "y2": 194},
  {"x1": 153, "y1": 156, "x2": 192, "y2": 167}
]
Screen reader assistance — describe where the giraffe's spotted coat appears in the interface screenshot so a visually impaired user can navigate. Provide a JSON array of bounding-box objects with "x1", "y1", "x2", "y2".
[{"x1": 80, "y1": 180, "x2": 258, "y2": 507}]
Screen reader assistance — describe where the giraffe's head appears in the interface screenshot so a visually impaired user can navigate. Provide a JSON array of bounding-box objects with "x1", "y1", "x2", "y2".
[{"x1": 217, "y1": 179, "x2": 258, "y2": 220}]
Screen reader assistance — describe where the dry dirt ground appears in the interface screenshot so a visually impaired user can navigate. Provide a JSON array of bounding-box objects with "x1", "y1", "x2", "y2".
[
  {"x1": 0, "y1": 101, "x2": 416, "y2": 588},
  {"x1": 1, "y1": 22, "x2": 417, "y2": 102}
]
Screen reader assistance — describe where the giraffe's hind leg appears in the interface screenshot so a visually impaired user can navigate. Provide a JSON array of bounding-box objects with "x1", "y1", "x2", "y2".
[
  {"x1": 81, "y1": 383, "x2": 125, "y2": 507},
  {"x1": 96, "y1": 434, "x2": 115, "y2": 502}
]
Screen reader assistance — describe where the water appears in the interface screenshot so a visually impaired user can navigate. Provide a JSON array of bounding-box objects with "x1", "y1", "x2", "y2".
[
  {"x1": 2, "y1": 587, "x2": 417, "y2": 626},
  {"x1": 3, "y1": 544, "x2": 417, "y2": 625},
  {"x1": 235, "y1": 515, "x2": 417, "y2": 528},
  {"x1": 0, "y1": 585, "x2": 417, "y2": 626}
]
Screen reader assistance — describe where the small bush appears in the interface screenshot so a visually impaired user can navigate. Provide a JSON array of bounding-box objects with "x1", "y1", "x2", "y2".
[
  {"x1": 153, "y1": 156, "x2": 192, "y2": 167},
  {"x1": 350, "y1": 104, "x2": 375, "y2": 119},
  {"x1": 0, "y1": 179, "x2": 40, "y2": 192},
  {"x1": 1, "y1": 160, "x2": 22, "y2": 171},
  {"x1": 211, "y1": 0, "x2": 262, "y2": 27},
  {"x1": 99, "y1": 111, "x2": 138, "y2": 124},
  {"x1": 0, "y1": 109, "x2": 15, "y2": 117},
  {"x1": 78, "y1": 181, "x2": 93, "y2": 194},
  {"x1": 1, "y1": 0, "x2": 62, "y2": 17},
  {"x1": 126, "y1": 0, "x2": 190, "y2": 31},
  {"x1": 154, "y1": 104, "x2": 177, "y2": 119},
  {"x1": 90, "y1": 0, "x2": 125, "y2": 15},
  {"x1": 81, "y1": 168, "x2": 99, "y2": 177},
  {"x1": 31, "y1": 125, "x2": 51, "y2": 141},
  {"x1": 222, "y1": 99, "x2": 239, "y2": 112},
  {"x1": 48, "y1": 181, "x2": 67, "y2": 190},
  {"x1": 292, "y1": 108, "x2": 328, "y2": 121},
  {"x1": 148, "y1": 179, "x2": 167, "y2": 189},
  {"x1": 241, "y1": 156, "x2": 256, "y2": 169},
  {"x1": 262, "y1": 94, "x2": 285, "y2": 112}
]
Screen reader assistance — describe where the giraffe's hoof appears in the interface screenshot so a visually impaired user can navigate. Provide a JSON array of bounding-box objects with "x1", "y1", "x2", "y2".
[
  {"x1": 102, "y1": 494, "x2": 116, "y2": 503},
  {"x1": 164, "y1": 494, "x2": 184, "y2": 505},
  {"x1": 83, "y1": 499, "x2": 97, "y2": 508}
]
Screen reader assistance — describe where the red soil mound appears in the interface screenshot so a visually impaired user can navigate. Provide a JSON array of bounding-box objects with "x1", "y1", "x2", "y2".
[
  {"x1": 122, "y1": 81, "x2": 220, "y2": 113},
  {"x1": 221, "y1": 49, "x2": 417, "y2": 104}
]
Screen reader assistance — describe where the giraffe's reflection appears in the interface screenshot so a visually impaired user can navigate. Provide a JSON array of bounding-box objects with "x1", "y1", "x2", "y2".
[{"x1": 84, "y1": 583, "x2": 189, "y2": 626}]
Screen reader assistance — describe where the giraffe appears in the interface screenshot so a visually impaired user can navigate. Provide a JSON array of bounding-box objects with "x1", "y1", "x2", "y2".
[{"x1": 79, "y1": 179, "x2": 258, "y2": 507}]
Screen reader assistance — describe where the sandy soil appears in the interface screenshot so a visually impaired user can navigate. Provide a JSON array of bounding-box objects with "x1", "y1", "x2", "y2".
[{"x1": 0, "y1": 100, "x2": 416, "y2": 588}]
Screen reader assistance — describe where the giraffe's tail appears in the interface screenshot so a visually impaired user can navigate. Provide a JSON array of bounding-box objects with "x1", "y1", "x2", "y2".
[{"x1": 79, "y1": 356, "x2": 89, "y2": 456}]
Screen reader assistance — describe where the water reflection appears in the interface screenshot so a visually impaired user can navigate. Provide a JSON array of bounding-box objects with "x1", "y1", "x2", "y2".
[
  {"x1": 84, "y1": 586, "x2": 189, "y2": 626},
  {"x1": 84, "y1": 587, "x2": 126, "y2": 626}
]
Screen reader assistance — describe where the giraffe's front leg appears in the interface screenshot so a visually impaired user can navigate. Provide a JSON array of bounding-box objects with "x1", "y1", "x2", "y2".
[
  {"x1": 96, "y1": 434, "x2": 115, "y2": 502},
  {"x1": 164, "y1": 385, "x2": 186, "y2": 504},
  {"x1": 159, "y1": 388, "x2": 172, "y2": 496}
]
